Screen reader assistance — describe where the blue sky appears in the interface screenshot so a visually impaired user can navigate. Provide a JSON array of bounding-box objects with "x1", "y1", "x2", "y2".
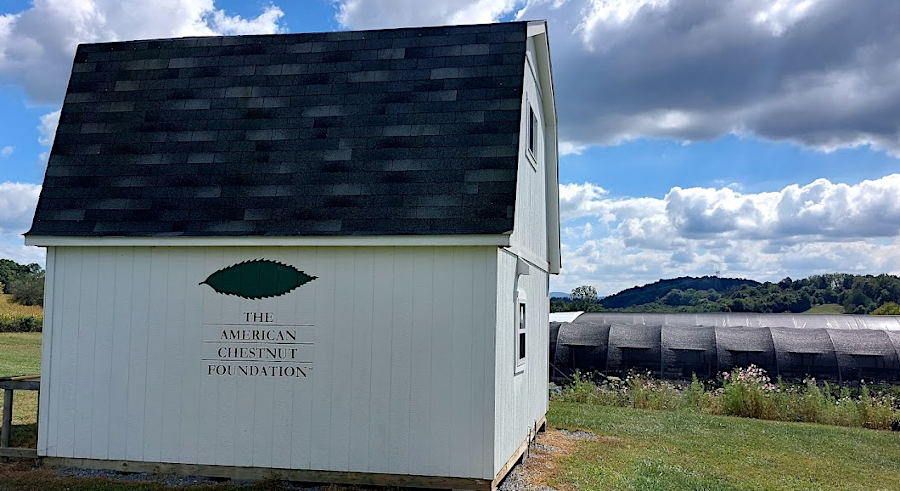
[{"x1": 1, "y1": 0, "x2": 899, "y2": 296}]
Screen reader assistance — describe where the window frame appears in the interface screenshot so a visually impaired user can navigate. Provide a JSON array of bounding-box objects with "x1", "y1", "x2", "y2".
[
  {"x1": 525, "y1": 102, "x2": 538, "y2": 172},
  {"x1": 529, "y1": 106, "x2": 536, "y2": 154},
  {"x1": 515, "y1": 292, "x2": 527, "y2": 372},
  {"x1": 525, "y1": 99, "x2": 538, "y2": 171}
]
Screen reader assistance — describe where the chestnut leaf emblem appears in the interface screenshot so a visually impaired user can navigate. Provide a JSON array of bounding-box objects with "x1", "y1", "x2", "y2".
[{"x1": 201, "y1": 259, "x2": 317, "y2": 299}]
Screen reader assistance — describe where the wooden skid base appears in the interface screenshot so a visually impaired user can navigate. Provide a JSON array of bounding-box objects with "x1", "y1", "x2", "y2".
[
  {"x1": 0, "y1": 447, "x2": 38, "y2": 459},
  {"x1": 43, "y1": 457, "x2": 493, "y2": 490},
  {"x1": 491, "y1": 414, "x2": 546, "y2": 490},
  {"x1": 43, "y1": 413, "x2": 547, "y2": 491}
]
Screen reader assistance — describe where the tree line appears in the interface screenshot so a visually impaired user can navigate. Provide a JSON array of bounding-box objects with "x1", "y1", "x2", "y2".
[
  {"x1": 0, "y1": 259, "x2": 45, "y2": 306},
  {"x1": 552, "y1": 274, "x2": 900, "y2": 314}
]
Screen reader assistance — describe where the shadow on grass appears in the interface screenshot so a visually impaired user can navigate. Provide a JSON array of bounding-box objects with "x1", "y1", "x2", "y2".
[{"x1": 3, "y1": 423, "x2": 37, "y2": 448}]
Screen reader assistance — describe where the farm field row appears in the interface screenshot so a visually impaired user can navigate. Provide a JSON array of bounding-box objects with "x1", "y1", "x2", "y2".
[{"x1": 0, "y1": 295, "x2": 42, "y2": 319}]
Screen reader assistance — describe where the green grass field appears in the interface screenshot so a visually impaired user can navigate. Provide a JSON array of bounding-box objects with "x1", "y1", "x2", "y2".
[
  {"x1": 0, "y1": 331, "x2": 41, "y2": 447},
  {"x1": 549, "y1": 402, "x2": 900, "y2": 491},
  {"x1": 802, "y1": 303, "x2": 846, "y2": 314}
]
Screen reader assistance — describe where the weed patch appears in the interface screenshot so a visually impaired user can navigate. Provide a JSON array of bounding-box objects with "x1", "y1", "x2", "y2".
[{"x1": 553, "y1": 366, "x2": 900, "y2": 431}]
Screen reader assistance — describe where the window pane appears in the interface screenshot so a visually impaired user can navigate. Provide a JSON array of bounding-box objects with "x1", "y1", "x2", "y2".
[
  {"x1": 519, "y1": 304, "x2": 526, "y2": 331},
  {"x1": 529, "y1": 107, "x2": 535, "y2": 153},
  {"x1": 519, "y1": 333, "x2": 526, "y2": 359}
]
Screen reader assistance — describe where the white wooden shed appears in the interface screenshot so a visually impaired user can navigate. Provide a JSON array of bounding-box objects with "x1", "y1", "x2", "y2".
[{"x1": 26, "y1": 20, "x2": 559, "y2": 490}]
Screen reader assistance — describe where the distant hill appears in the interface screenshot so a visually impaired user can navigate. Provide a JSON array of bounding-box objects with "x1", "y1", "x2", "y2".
[
  {"x1": 550, "y1": 292, "x2": 571, "y2": 299},
  {"x1": 599, "y1": 276, "x2": 760, "y2": 309}
]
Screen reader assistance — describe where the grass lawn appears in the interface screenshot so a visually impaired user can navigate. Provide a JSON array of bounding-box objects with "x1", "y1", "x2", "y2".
[
  {"x1": 802, "y1": 304, "x2": 845, "y2": 314},
  {"x1": 0, "y1": 331, "x2": 41, "y2": 447},
  {"x1": 549, "y1": 402, "x2": 900, "y2": 491}
]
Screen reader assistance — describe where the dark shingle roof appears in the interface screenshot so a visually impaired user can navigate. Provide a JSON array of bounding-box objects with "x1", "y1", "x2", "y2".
[{"x1": 28, "y1": 22, "x2": 528, "y2": 238}]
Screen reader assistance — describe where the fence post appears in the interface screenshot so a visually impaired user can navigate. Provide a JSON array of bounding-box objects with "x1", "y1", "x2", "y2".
[{"x1": 1, "y1": 389, "x2": 13, "y2": 447}]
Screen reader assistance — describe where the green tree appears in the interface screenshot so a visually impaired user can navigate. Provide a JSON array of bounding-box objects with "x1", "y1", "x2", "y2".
[
  {"x1": 872, "y1": 302, "x2": 900, "y2": 315},
  {"x1": 571, "y1": 285, "x2": 599, "y2": 311},
  {"x1": 0, "y1": 259, "x2": 42, "y2": 294},
  {"x1": 8, "y1": 272, "x2": 45, "y2": 306}
]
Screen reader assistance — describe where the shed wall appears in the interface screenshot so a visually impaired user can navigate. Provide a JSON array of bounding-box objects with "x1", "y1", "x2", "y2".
[
  {"x1": 509, "y1": 36, "x2": 549, "y2": 267},
  {"x1": 493, "y1": 249, "x2": 549, "y2": 475},
  {"x1": 38, "y1": 245, "x2": 498, "y2": 479}
]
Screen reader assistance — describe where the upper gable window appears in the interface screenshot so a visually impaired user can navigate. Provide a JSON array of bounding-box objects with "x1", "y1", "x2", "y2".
[
  {"x1": 527, "y1": 104, "x2": 538, "y2": 171},
  {"x1": 528, "y1": 106, "x2": 536, "y2": 155}
]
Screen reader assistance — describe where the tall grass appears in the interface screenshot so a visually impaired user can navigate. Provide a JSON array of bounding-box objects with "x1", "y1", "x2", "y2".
[
  {"x1": 0, "y1": 294, "x2": 43, "y2": 332},
  {"x1": 553, "y1": 366, "x2": 900, "y2": 431}
]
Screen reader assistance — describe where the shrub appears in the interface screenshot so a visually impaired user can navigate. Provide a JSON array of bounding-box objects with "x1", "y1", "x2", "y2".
[
  {"x1": 8, "y1": 273, "x2": 44, "y2": 306},
  {"x1": 872, "y1": 302, "x2": 900, "y2": 315},
  {"x1": 553, "y1": 366, "x2": 900, "y2": 432},
  {"x1": 625, "y1": 371, "x2": 681, "y2": 410},
  {"x1": 0, "y1": 315, "x2": 42, "y2": 332},
  {"x1": 721, "y1": 365, "x2": 777, "y2": 419}
]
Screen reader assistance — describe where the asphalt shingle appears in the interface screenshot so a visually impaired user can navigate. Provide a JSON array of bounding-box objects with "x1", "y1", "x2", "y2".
[{"x1": 28, "y1": 22, "x2": 528, "y2": 238}]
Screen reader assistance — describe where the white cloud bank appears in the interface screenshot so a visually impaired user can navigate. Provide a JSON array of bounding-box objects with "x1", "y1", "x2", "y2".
[
  {"x1": 557, "y1": 175, "x2": 900, "y2": 295},
  {"x1": 0, "y1": 182, "x2": 44, "y2": 266},
  {"x1": 334, "y1": 0, "x2": 900, "y2": 157},
  {"x1": 0, "y1": 182, "x2": 40, "y2": 237},
  {"x1": 334, "y1": 0, "x2": 520, "y2": 29},
  {"x1": 0, "y1": 0, "x2": 285, "y2": 104}
]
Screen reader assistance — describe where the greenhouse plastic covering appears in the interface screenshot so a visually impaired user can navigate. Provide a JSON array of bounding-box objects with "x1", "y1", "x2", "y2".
[{"x1": 550, "y1": 313, "x2": 900, "y2": 382}]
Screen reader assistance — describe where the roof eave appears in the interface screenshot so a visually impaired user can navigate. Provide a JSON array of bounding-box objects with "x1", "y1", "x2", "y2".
[{"x1": 24, "y1": 234, "x2": 512, "y2": 248}]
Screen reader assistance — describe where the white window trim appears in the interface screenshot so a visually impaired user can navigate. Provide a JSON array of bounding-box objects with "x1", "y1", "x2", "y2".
[
  {"x1": 526, "y1": 103, "x2": 538, "y2": 172},
  {"x1": 515, "y1": 290, "x2": 527, "y2": 373}
]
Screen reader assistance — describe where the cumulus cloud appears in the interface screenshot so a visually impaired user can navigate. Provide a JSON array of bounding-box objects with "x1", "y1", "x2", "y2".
[
  {"x1": 555, "y1": 175, "x2": 900, "y2": 295},
  {"x1": 334, "y1": 0, "x2": 520, "y2": 29},
  {"x1": 0, "y1": 0, "x2": 285, "y2": 104},
  {"x1": 0, "y1": 146, "x2": 12, "y2": 157},
  {"x1": 37, "y1": 110, "x2": 60, "y2": 147},
  {"x1": 563, "y1": 222, "x2": 593, "y2": 239},
  {"x1": 0, "y1": 182, "x2": 41, "y2": 238},
  {"x1": 0, "y1": 242, "x2": 45, "y2": 266},
  {"x1": 334, "y1": 0, "x2": 900, "y2": 157}
]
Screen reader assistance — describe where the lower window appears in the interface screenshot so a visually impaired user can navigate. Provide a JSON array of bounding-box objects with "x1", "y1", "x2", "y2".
[{"x1": 516, "y1": 294, "x2": 526, "y2": 371}]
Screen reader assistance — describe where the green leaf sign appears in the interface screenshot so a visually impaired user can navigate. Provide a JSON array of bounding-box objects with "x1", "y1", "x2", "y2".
[{"x1": 200, "y1": 259, "x2": 317, "y2": 299}]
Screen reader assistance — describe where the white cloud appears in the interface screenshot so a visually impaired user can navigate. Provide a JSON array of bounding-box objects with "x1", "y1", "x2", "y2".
[
  {"x1": 0, "y1": 0, "x2": 285, "y2": 104},
  {"x1": 754, "y1": 0, "x2": 818, "y2": 36},
  {"x1": 554, "y1": 175, "x2": 900, "y2": 295},
  {"x1": 0, "y1": 242, "x2": 45, "y2": 266},
  {"x1": 0, "y1": 182, "x2": 41, "y2": 238},
  {"x1": 38, "y1": 110, "x2": 60, "y2": 147},
  {"x1": 0, "y1": 146, "x2": 13, "y2": 157},
  {"x1": 558, "y1": 141, "x2": 588, "y2": 155},
  {"x1": 206, "y1": 5, "x2": 287, "y2": 35},
  {"x1": 563, "y1": 221, "x2": 593, "y2": 238},
  {"x1": 575, "y1": 0, "x2": 670, "y2": 49},
  {"x1": 334, "y1": 0, "x2": 522, "y2": 30}
]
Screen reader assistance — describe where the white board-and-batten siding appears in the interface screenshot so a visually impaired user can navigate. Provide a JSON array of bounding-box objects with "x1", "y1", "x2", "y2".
[
  {"x1": 508, "y1": 36, "x2": 549, "y2": 270},
  {"x1": 490, "y1": 35, "x2": 552, "y2": 475},
  {"x1": 38, "y1": 245, "x2": 498, "y2": 480},
  {"x1": 492, "y1": 251, "x2": 549, "y2": 476}
]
